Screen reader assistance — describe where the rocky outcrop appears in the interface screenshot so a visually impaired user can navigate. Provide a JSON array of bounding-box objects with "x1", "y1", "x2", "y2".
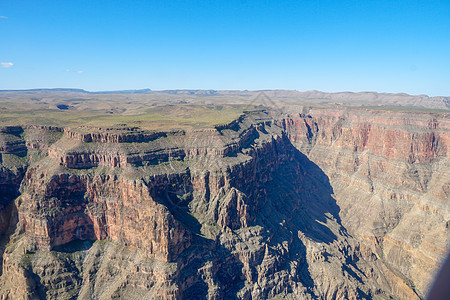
[
  {"x1": 0, "y1": 126, "x2": 26, "y2": 155},
  {"x1": 63, "y1": 127, "x2": 164, "y2": 143},
  {"x1": 47, "y1": 119, "x2": 272, "y2": 169}
]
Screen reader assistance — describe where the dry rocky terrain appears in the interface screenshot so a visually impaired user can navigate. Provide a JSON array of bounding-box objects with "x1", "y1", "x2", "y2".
[{"x1": 0, "y1": 90, "x2": 448, "y2": 299}]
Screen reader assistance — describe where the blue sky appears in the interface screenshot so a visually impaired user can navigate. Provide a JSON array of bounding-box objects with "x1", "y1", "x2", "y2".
[{"x1": 0, "y1": 0, "x2": 449, "y2": 96}]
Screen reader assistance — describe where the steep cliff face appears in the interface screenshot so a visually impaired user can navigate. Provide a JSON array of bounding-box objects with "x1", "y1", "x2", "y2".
[
  {"x1": 281, "y1": 107, "x2": 449, "y2": 297},
  {"x1": 18, "y1": 169, "x2": 192, "y2": 262},
  {"x1": 0, "y1": 109, "x2": 448, "y2": 299}
]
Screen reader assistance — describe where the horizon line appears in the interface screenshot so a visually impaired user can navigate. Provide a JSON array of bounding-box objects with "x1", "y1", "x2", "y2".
[{"x1": 0, "y1": 88, "x2": 447, "y2": 98}]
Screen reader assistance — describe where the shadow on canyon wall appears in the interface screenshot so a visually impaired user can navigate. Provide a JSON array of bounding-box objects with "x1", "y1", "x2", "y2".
[
  {"x1": 252, "y1": 136, "x2": 345, "y2": 245},
  {"x1": 155, "y1": 136, "x2": 348, "y2": 298},
  {"x1": 0, "y1": 165, "x2": 25, "y2": 276}
]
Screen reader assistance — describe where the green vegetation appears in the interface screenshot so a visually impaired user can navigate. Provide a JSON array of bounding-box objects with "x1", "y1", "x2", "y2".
[
  {"x1": 81, "y1": 105, "x2": 245, "y2": 130},
  {"x1": 0, "y1": 91, "x2": 248, "y2": 130},
  {"x1": 0, "y1": 104, "x2": 245, "y2": 130}
]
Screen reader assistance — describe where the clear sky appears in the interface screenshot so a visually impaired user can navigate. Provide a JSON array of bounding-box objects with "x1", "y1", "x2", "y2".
[{"x1": 0, "y1": 0, "x2": 449, "y2": 96}]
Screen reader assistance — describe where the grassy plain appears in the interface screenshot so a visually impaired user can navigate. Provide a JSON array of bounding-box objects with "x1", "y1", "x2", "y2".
[
  {"x1": 0, "y1": 89, "x2": 447, "y2": 130},
  {"x1": 0, "y1": 91, "x2": 249, "y2": 130}
]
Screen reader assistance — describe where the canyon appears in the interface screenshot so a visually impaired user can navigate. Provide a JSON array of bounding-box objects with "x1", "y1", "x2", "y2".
[{"x1": 0, "y1": 90, "x2": 448, "y2": 299}]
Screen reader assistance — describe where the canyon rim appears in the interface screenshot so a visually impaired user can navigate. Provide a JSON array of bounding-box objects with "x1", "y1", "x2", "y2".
[{"x1": 0, "y1": 89, "x2": 448, "y2": 299}]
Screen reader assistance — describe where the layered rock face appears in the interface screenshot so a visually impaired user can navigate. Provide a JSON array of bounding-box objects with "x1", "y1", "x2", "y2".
[
  {"x1": 281, "y1": 107, "x2": 449, "y2": 297},
  {"x1": 0, "y1": 109, "x2": 448, "y2": 299}
]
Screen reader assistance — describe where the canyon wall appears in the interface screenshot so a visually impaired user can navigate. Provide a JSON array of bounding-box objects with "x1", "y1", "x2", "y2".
[
  {"x1": 281, "y1": 107, "x2": 449, "y2": 296},
  {"x1": 0, "y1": 109, "x2": 448, "y2": 299}
]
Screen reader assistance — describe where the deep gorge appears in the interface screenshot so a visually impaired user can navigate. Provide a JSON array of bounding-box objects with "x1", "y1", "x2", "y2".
[{"x1": 0, "y1": 107, "x2": 448, "y2": 299}]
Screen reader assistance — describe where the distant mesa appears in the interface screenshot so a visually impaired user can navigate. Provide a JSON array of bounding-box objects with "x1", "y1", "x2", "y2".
[{"x1": 91, "y1": 88, "x2": 152, "y2": 94}]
